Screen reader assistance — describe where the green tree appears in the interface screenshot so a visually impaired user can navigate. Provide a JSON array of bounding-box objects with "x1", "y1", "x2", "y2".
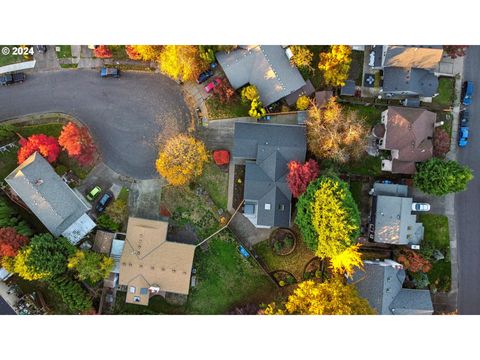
[
  {"x1": 48, "y1": 275, "x2": 93, "y2": 313},
  {"x1": 68, "y1": 250, "x2": 114, "y2": 283},
  {"x1": 23, "y1": 233, "x2": 76, "y2": 279},
  {"x1": 0, "y1": 198, "x2": 33, "y2": 236},
  {"x1": 241, "y1": 85, "x2": 260, "y2": 103},
  {"x1": 198, "y1": 45, "x2": 216, "y2": 63},
  {"x1": 105, "y1": 199, "x2": 128, "y2": 225},
  {"x1": 0, "y1": 124, "x2": 15, "y2": 141},
  {"x1": 414, "y1": 158, "x2": 473, "y2": 196},
  {"x1": 97, "y1": 214, "x2": 121, "y2": 232}
]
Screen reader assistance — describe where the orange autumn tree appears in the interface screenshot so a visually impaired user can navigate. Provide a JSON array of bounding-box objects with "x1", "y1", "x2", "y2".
[
  {"x1": 58, "y1": 122, "x2": 96, "y2": 166},
  {"x1": 17, "y1": 134, "x2": 61, "y2": 164},
  {"x1": 263, "y1": 279, "x2": 374, "y2": 315},
  {"x1": 155, "y1": 134, "x2": 209, "y2": 186},
  {"x1": 126, "y1": 45, "x2": 163, "y2": 61}
]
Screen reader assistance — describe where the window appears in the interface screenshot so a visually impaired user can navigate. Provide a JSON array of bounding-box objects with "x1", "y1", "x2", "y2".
[
  {"x1": 140, "y1": 288, "x2": 148, "y2": 295},
  {"x1": 129, "y1": 286, "x2": 136, "y2": 294}
]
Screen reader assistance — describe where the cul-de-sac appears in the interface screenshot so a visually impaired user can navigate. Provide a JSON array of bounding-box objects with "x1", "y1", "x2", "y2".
[{"x1": 0, "y1": 45, "x2": 476, "y2": 315}]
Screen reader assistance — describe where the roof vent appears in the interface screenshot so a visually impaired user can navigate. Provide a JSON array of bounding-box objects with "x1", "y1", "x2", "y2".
[
  {"x1": 34, "y1": 179, "x2": 44, "y2": 186},
  {"x1": 172, "y1": 269, "x2": 176, "y2": 273},
  {"x1": 151, "y1": 266, "x2": 155, "y2": 270},
  {"x1": 265, "y1": 203, "x2": 271, "y2": 210}
]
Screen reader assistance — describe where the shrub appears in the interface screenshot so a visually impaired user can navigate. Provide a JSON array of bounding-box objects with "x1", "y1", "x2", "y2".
[
  {"x1": 284, "y1": 236, "x2": 294, "y2": 249},
  {"x1": 274, "y1": 240, "x2": 283, "y2": 252},
  {"x1": 279, "y1": 280, "x2": 286, "y2": 287},
  {"x1": 93, "y1": 45, "x2": 112, "y2": 58},
  {"x1": 396, "y1": 249, "x2": 432, "y2": 273},
  {"x1": 55, "y1": 165, "x2": 68, "y2": 176},
  {"x1": 412, "y1": 272, "x2": 430, "y2": 289},
  {"x1": 97, "y1": 214, "x2": 121, "y2": 232},
  {"x1": 287, "y1": 159, "x2": 320, "y2": 198},
  {"x1": 296, "y1": 95, "x2": 310, "y2": 110},
  {"x1": 241, "y1": 85, "x2": 260, "y2": 103},
  {"x1": 433, "y1": 128, "x2": 451, "y2": 158}
]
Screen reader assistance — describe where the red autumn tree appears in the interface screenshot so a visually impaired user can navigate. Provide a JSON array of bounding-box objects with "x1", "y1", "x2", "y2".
[
  {"x1": 17, "y1": 134, "x2": 61, "y2": 164},
  {"x1": 213, "y1": 79, "x2": 235, "y2": 104},
  {"x1": 443, "y1": 46, "x2": 468, "y2": 59},
  {"x1": 94, "y1": 45, "x2": 112, "y2": 58},
  {"x1": 287, "y1": 159, "x2": 320, "y2": 198},
  {"x1": 396, "y1": 249, "x2": 432, "y2": 273},
  {"x1": 0, "y1": 227, "x2": 29, "y2": 257},
  {"x1": 58, "y1": 122, "x2": 97, "y2": 166},
  {"x1": 125, "y1": 45, "x2": 142, "y2": 60}
]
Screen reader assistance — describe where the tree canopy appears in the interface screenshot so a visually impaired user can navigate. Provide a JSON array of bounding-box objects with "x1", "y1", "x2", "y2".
[
  {"x1": 263, "y1": 279, "x2": 374, "y2": 315},
  {"x1": 0, "y1": 198, "x2": 33, "y2": 236},
  {"x1": 68, "y1": 250, "x2": 114, "y2": 283},
  {"x1": 17, "y1": 134, "x2": 61, "y2": 164},
  {"x1": 414, "y1": 158, "x2": 473, "y2": 196},
  {"x1": 49, "y1": 275, "x2": 93, "y2": 313},
  {"x1": 318, "y1": 45, "x2": 352, "y2": 87},
  {"x1": 156, "y1": 134, "x2": 209, "y2": 186},
  {"x1": 58, "y1": 122, "x2": 96, "y2": 166},
  {"x1": 286, "y1": 159, "x2": 319, "y2": 198},
  {"x1": 289, "y1": 45, "x2": 313, "y2": 69},
  {"x1": 306, "y1": 97, "x2": 367, "y2": 163},
  {"x1": 158, "y1": 45, "x2": 207, "y2": 82},
  {"x1": 295, "y1": 175, "x2": 362, "y2": 276},
  {"x1": 0, "y1": 227, "x2": 29, "y2": 257},
  {"x1": 127, "y1": 45, "x2": 163, "y2": 61},
  {"x1": 93, "y1": 45, "x2": 112, "y2": 58}
]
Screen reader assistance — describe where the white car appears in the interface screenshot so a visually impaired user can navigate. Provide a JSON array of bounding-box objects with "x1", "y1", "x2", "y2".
[{"x1": 412, "y1": 202, "x2": 431, "y2": 212}]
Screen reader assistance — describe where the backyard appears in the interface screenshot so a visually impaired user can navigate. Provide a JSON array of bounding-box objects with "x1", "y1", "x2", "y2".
[
  {"x1": 419, "y1": 214, "x2": 451, "y2": 292},
  {"x1": 205, "y1": 95, "x2": 250, "y2": 120},
  {"x1": 195, "y1": 161, "x2": 228, "y2": 210},
  {"x1": 433, "y1": 77, "x2": 455, "y2": 108}
]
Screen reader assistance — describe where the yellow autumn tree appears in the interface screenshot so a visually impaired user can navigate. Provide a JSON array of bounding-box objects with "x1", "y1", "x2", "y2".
[
  {"x1": 318, "y1": 45, "x2": 352, "y2": 87},
  {"x1": 290, "y1": 45, "x2": 313, "y2": 70},
  {"x1": 128, "y1": 45, "x2": 163, "y2": 61},
  {"x1": 158, "y1": 45, "x2": 208, "y2": 82},
  {"x1": 13, "y1": 247, "x2": 49, "y2": 281},
  {"x1": 156, "y1": 134, "x2": 209, "y2": 186},
  {"x1": 306, "y1": 97, "x2": 367, "y2": 163},
  {"x1": 263, "y1": 279, "x2": 374, "y2": 315}
]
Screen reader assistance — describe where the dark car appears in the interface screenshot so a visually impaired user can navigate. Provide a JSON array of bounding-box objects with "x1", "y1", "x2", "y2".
[
  {"x1": 0, "y1": 73, "x2": 25, "y2": 86},
  {"x1": 95, "y1": 193, "x2": 113, "y2": 213},
  {"x1": 100, "y1": 67, "x2": 120, "y2": 78},
  {"x1": 460, "y1": 110, "x2": 469, "y2": 126},
  {"x1": 35, "y1": 45, "x2": 47, "y2": 53},
  {"x1": 196, "y1": 69, "x2": 213, "y2": 84},
  {"x1": 462, "y1": 81, "x2": 474, "y2": 106}
]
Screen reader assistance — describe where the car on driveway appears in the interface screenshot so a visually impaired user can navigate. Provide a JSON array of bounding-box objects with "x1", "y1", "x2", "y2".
[
  {"x1": 462, "y1": 81, "x2": 474, "y2": 106},
  {"x1": 204, "y1": 78, "x2": 221, "y2": 93},
  {"x1": 412, "y1": 203, "x2": 431, "y2": 212},
  {"x1": 196, "y1": 69, "x2": 213, "y2": 84},
  {"x1": 0, "y1": 73, "x2": 26, "y2": 86},
  {"x1": 86, "y1": 186, "x2": 102, "y2": 201},
  {"x1": 100, "y1": 67, "x2": 120, "y2": 78},
  {"x1": 95, "y1": 192, "x2": 113, "y2": 213}
]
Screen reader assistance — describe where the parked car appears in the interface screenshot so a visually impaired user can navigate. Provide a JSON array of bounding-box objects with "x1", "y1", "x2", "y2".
[
  {"x1": 86, "y1": 186, "x2": 102, "y2": 201},
  {"x1": 458, "y1": 125, "x2": 469, "y2": 148},
  {"x1": 462, "y1": 81, "x2": 474, "y2": 106},
  {"x1": 35, "y1": 45, "x2": 47, "y2": 53},
  {"x1": 100, "y1": 67, "x2": 120, "y2": 78},
  {"x1": 95, "y1": 192, "x2": 113, "y2": 213},
  {"x1": 411, "y1": 203, "x2": 431, "y2": 212},
  {"x1": 204, "y1": 78, "x2": 221, "y2": 93},
  {"x1": 196, "y1": 69, "x2": 213, "y2": 84},
  {"x1": 460, "y1": 110, "x2": 470, "y2": 126},
  {"x1": 0, "y1": 73, "x2": 25, "y2": 86}
]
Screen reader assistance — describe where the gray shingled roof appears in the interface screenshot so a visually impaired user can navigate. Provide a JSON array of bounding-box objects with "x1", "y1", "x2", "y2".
[
  {"x1": 216, "y1": 46, "x2": 306, "y2": 106},
  {"x1": 5, "y1": 152, "x2": 91, "y2": 237},
  {"x1": 382, "y1": 67, "x2": 439, "y2": 97},
  {"x1": 340, "y1": 80, "x2": 356, "y2": 96},
  {"x1": 233, "y1": 122, "x2": 306, "y2": 227},
  {"x1": 349, "y1": 261, "x2": 433, "y2": 315}
]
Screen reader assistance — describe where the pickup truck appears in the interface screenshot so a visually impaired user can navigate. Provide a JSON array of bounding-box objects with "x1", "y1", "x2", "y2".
[
  {"x1": 100, "y1": 67, "x2": 120, "y2": 78},
  {"x1": 0, "y1": 73, "x2": 26, "y2": 86}
]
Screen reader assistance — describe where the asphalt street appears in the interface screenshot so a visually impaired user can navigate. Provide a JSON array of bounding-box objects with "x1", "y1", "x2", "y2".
[
  {"x1": 0, "y1": 295, "x2": 15, "y2": 315},
  {"x1": 0, "y1": 70, "x2": 190, "y2": 179},
  {"x1": 457, "y1": 45, "x2": 480, "y2": 314}
]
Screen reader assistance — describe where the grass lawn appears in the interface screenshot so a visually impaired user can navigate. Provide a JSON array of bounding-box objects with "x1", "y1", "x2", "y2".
[
  {"x1": 344, "y1": 103, "x2": 386, "y2": 127},
  {"x1": 205, "y1": 95, "x2": 250, "y2": 120},
  {"x1": 419, "y1": 214, "x2": 451, "y2": 292},
  {"x1": 433, "y1": 78, "x2": 455, "y2": 108},
  {"x1": 0, "y1": 49, "x2": 30, "y2": 67},
  {"x1": 323, "y1": 155, "x2": 382, "y2": 177},
  {"x1": 349, "y1": 181, "x2": 363, "y2": 208},
  {"x1": 117, "y1": 186, "x2": 130, "y2": 202},
  {"x1": 0, "y1": 146, "x2": 19, "y2": 179},
  {"x1": 253, "y1": 235, "x2": 315, "y2": 281},
  {"x1": 108, "y1": 45, "x2": 127, "y2": 60},
  {"x1": 56, "y1": 45, "x2": 72, "y2": 58},
  {"x1": 60, "y1": 64, "x2": 78, "y2": 69},
  {"x1": 299, "y1": 45, "x2": 330, "y2": 90},
  {"x1": 196, "y1": 162, "x2": 228, "y2": 209}
]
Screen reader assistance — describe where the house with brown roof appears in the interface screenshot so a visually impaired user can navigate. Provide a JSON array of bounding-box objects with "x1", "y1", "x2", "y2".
[
  {"x1": 373, "y1": 106, "x2": 437, "y2": 174},
  {"x1": 118, "y1": 217, "x2": 196, "y2": 306}
]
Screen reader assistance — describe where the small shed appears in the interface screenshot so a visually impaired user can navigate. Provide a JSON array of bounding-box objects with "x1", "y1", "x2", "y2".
[{"x1": 340, "y1": 80, "x2": 356, "y2": 96}]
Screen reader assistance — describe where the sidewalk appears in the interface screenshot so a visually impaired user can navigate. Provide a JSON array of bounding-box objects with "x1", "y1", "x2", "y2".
[{"x1": 0, "y1": 281, "x2": 19, "y2": 314}]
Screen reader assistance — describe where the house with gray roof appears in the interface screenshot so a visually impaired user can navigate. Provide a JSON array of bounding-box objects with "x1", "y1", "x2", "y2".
[
  {"x1": 369, "y1": 183, "x2": 424, "y2": 246},
  {"x1": 233, "y1": 122, "x2": 306, "y2": 228},
  {"x1": 349, "y1": 260, "x2": 434, "y2": 315},
  {"x1": 375, "y1": 106, "x2": 437, "y2": 174},
  {"x1": 5, "y1": 152, "x2": 95, "y2": 244},
  {"x1": 216, "y1": 45, "x2": 306, "y2": 106}
]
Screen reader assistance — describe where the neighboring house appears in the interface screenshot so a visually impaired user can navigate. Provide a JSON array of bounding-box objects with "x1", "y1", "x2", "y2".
[
  {"x1": 369, "y1": 182, "x2": 424, "y2": 246},
  {"x1": 233, "y1": 122, "x2": 306, "y2": 228},
  {"x1": 369, "y1": 45, "x2": 443, "y2": 98},
  {"x1": 374, "y1": 106, "x2": 436, "y2": 174},
  {"x1": 349, "y1": 260, "x2": 434, "y2": 315},
  {"x1": 216, "y1": 45, "x2": 306, "y2": 106},
  {"x1": 118, "y1": 217, "x2": 195, "y2": 306},
  {"x1": 5, "y1": 152, "x2": 95, "y2": 244}
]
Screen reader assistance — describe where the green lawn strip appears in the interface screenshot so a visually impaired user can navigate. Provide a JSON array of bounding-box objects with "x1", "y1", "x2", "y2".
[
  {"x1": 196, "y1": 162, "x2": 228, "y2": 209},
  {"x1": 0, "y1": 50, "x2": 29, "y2": 67},
  {"x1": 433, "y1": 78, "x2": 455, "y2": 108},
  {"x1": 324, "y1": 155, "x2": 382, "y2": 177},
  {"x1": 0, "y1": 147, "x2": 19, "y2": 179},
  {"x1": 349, "y1": 181, "x2": 363, "y2": 209},
  {"x1": 253, "y1": 237, "x2": 315, "y2": 281},
  {"x1": 56, "y1": 45, "x2": 72, "y2": 58},
  {"x1": 117, "y1": 187, "x2": 130, "y2": 202},
  {"x1": 108, "y1": 45, "x2": 127, "y2": 60},
  {"x1": 17, "y1": 123, "x2": 63, "y2": 138},
  {"x1": 60, "y1": 64, "x2": 78, "y2": 69},
  {"x1": 205, "y1": 96, "x2": 250, "y2": 120},
  {"x1": 343, "y1": 103, "x2": 385, "y2": 127},
  {"x1": 418, "y1": 214, "x2": 451, "y2": 292}
]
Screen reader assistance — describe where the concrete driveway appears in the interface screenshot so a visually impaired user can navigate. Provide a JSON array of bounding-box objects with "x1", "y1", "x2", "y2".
[
  {"x1": 0, "y1": 70, "x2": 191, "y2": 179},
  {"x1": 457, "y1": 45, "x2": 480, "y2": 314}
]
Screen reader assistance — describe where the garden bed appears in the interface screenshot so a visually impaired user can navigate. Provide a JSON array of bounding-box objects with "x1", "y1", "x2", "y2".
[
  {"x1": 271, "y1": 270, "x2": 297, "y2": 287},
  {"x1": 233, "y1": 164, "x2": 245, "y2": 209},
  {"x1": 270, "y1": 228, "x2": 297, "y2": 256},
  {"x1": 303, "y1": 257, "x2": 332, "y2": 282}
]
